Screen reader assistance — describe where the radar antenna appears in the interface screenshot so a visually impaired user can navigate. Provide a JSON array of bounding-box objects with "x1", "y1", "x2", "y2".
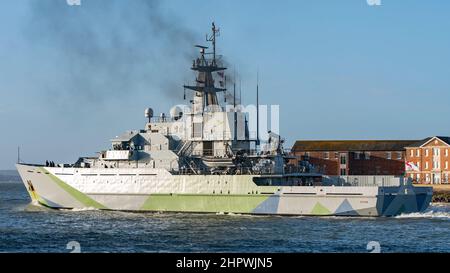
[
  {"x1": 206, "y1": 22, "x2": 220, "y2": 64},
  {"x1": 183, "y1": 22, "x2": 227, "y2": 110}
]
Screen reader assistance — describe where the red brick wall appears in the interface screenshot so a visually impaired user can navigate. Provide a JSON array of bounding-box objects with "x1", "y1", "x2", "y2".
[
  {"x1": 348, "y1": 151, "x2": 405, "y2": 175},
  {"x1": 406, "y1": 142, "x2": 450, "y2": 184},
  {"x1": 292, "y1": 150, "x2": 406, "y2": 176},
  {"x1": 291, "y1": 151, "x2": 340, "y2": 175}
]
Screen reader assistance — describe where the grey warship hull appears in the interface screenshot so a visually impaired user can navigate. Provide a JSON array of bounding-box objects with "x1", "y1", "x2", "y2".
[{"x1": 17, "y1": 164, "x2": 432, "y2": 216}]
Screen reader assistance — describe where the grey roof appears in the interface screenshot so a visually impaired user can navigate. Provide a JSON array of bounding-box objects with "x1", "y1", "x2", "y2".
[
  {"x1": 292, "y1": 140, "x2": 420, "y2": 152},
  {"x1": 111, "y1": 131, "x2": 139, "y2": 142},
  {"x1": 406, "y1": 136, "x2": 450, "y2": 147},
  {"x1": 438, "y1": 136, "x2": 450, "y2": 145}
]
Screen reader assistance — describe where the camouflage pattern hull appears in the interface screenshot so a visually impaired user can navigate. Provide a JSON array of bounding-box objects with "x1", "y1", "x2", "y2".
[{"x1": 17, "y1": 164, "x2": 432, "y2": 217}]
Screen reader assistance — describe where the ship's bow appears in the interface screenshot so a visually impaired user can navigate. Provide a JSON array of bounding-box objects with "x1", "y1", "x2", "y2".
[{"x1": 15, "y1": 164, "x2": 91, "y2": 209}]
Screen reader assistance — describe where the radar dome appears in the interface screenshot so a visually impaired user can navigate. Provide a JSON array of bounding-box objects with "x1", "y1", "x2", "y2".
[
  {"x1": 170, "y1": 106, "x2": 183, "y2": 120},
  {"x1": 144, "y1": 108, "x2": 153, "y2": 119}
]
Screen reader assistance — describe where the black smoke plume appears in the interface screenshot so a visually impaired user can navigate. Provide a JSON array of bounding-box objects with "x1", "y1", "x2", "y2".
[{"x1": 23, "y1": 0, "x2": 197, "y2": 108}]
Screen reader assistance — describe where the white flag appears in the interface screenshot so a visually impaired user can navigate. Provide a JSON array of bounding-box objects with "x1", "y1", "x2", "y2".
[{"x1": 405, "y1": 161, "x2": 419, "y2": 171}]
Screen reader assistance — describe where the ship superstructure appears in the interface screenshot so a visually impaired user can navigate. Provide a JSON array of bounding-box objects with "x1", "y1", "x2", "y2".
[
  {"x1": 16, "y1": 23, "x2": 432, "y2": 216},
  {"x1": 76, "y1": 23, "x2": 290, "y2": 179}
]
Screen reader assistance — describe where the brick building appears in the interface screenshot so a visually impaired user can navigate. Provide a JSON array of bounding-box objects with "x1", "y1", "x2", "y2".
[
  {"x1": 291, "y1": 140, "x2": 419, "y2": 176},
  {"x1": 405, "y1": 136, "x2": 450, "y2": 184}
]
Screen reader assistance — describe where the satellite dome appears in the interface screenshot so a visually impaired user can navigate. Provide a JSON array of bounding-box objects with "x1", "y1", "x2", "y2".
[
  {"x1": 144, "y1": 108, "x2": 153, "y2": 119},
  {"x1": 170, "y1": 106, "x2": 183, "y2": 120}
]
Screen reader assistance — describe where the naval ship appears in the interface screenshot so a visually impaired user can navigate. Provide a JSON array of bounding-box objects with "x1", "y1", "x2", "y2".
[{"x1": 17, "y1": 23, "x2": 432, "y2": 216}]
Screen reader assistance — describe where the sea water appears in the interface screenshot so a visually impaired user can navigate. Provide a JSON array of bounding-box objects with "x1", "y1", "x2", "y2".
[{"x1": 1, "y1": 176, "x2": 448, "y2": 253}]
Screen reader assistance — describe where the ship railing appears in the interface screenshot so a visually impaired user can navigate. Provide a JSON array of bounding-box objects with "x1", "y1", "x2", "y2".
[
  {"x1": 189, "y1": 148, "x2": 274, "y2": 157},
  {"x1": 284, "y1": 165, "x2": 310, "y2": 174},
  {"x1": 202, "y1": 131, "x2": 233, "y2": 140},
  {"x1": 186, "y1": 148, "x2": 296, "y2": 158},
  {"x1": 190, "y1": 149, "x2": 231, "y2": 157},
  {"x1": 149, "y1": 116, "x2": 180, "y2": 123},
  {"x1": 200, "y1": 131, "x2": 260, "y2": 141},
  {"x1": 176, "y1": 164, "x2": 309, "y2": 176},
  {"x1": 177, "y1": 166, "x2": 283, "y2": 175},
  {"x1": 191, "y1": 57, "x2": 225, "y2": 69},
  {"x1": 322, "y1": 175, "x2": 411, "y2": 187}
]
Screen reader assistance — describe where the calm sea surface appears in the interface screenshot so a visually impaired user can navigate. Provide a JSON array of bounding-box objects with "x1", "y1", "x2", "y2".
[{"x1": 1, "y1": 178, "x2": 449, "y2": 253}]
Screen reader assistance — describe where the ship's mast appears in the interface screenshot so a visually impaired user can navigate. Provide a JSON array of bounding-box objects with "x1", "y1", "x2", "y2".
[
  {"x1": 207, "y1": 22, "x2": 218, "y2": 65},
  {"x1": 256, "y1": 71, "x2": 260, "y2": 147},
  {"x1": 183, "y1": 22, "x2": 227, "y2": 112}
]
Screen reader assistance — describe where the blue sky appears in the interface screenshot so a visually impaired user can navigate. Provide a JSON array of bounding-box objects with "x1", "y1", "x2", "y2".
[{"x1": 0, "y1": 0, "x2": 449, "y2": 169}]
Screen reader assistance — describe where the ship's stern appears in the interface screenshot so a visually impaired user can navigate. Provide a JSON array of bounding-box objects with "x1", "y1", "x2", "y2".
[{"x1": 376, "y1": 184, "x2": 433, "y2": 216}]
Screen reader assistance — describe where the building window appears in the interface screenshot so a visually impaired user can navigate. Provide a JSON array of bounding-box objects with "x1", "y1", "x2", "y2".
[
  {"x1": 324, "y1": 152, "x2": 329, "y2": 159},
  {"x1": 425, "y1": 149, "x2": 429, "y2": 157},
  {"x1": 425, "y1": 174, "x2": 430, "y2": 182},
  {"x1": 355, "y1": 152, "x2": 360, "y2": 160},
  {"x1": 433, "y1": 174, "x2": 441, "y2": 184},
  {"x1": 433, "y1": 148, "x2": 440, "y2": 156},
  {"x1": 444, "y1": 173, "x2": 449, "y2": 183},
  {"x1": 433, "y1": 161, "x2": 438, "y2": 170},
  {"x1": 364, "y1": 152, "x2": 370, "y2": 160},
  {"x1": 397, "y1": 152, "x2": 402, "y2": 160},
  {"x1": 446, "y1": 149, "x2": 449, "y2": 157},
  {"x1": 425, "y1": 162, "x2": 429, "y2": 169},
  {"x1": 334, "y1": 152, "x2": 339, "y2": 159},
  {"x1": 410, "y1": 150, "x2": 414, "y2": 157},
  {"x1": 417, "y1": 161, "x2": 420, "y2": 168},
  {"x1": 340, "y1": 155, "x2": 346, "y2": 165},
  {"x1": 304, "y1": 152, "x2": 310, "y2": 160},
  {"x1": 386, "y1": 152, "x2": 392, "y2": 160},
  {"x1": 340, "y1": 169, "x2": 347, "y2": 175},
  {"x1": 416, "y1": 149, "x2": 420, "y2": 157},
  {"x1": 417, "y1": 173, "x2": 421, "y2": 182},
  {"x1": 446, "y1": 161, "x2": 448, "y2": 170}
]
